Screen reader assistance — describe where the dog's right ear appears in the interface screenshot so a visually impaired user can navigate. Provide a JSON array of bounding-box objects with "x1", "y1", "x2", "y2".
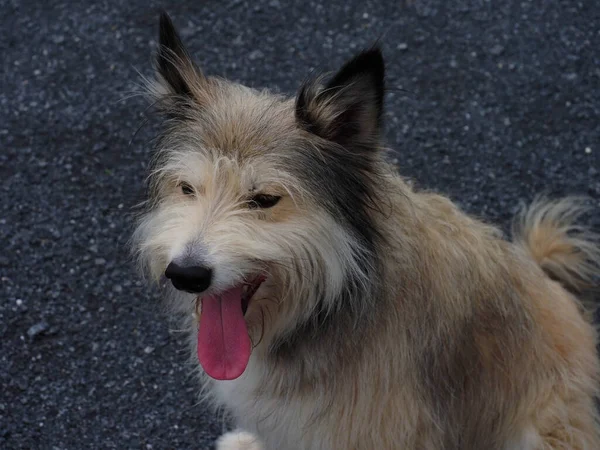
[
  {"x1": 154, "y1": 11, "x2": 205, "y2": 100},
  {"x1": 295, "y1": 48, "x2": 385, "y2": 152}
]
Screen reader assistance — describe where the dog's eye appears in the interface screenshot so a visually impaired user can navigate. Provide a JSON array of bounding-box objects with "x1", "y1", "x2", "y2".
[
  {"x1": 179, "y1": 182, "x2": 195, "y2": 196},
  {"x1": 248, "y1": 194, "x2": 281, "y2": 209}
]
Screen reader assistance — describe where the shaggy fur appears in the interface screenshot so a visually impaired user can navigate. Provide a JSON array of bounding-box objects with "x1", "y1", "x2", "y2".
[{"x1": 133, "y1": 12, "x2": 600, "y2": 450}]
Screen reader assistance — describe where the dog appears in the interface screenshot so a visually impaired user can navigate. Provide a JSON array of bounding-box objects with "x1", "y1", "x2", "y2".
[{"x1": 132, "y1": 12, "x2": 600, "y2": 450}]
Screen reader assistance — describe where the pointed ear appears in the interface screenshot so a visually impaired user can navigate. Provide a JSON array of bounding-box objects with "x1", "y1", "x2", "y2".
[
  {"x1": 295, "y1": 48, "x2": 385, "y2": 150},
  {"x1": 155, "y1": 12, "x2": 204, "y2": 98}
]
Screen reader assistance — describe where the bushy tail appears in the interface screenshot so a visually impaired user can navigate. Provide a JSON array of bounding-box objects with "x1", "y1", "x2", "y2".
[{"x1": 512, "y1": 197, "x2": 600, "y2": 293}]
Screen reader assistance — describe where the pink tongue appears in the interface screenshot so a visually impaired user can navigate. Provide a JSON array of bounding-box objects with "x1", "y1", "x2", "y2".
[{"x1": 197, "y1": 286, "x2": 251, "y2": 380}]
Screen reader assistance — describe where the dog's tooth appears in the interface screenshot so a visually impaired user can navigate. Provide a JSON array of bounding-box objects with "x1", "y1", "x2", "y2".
[{"x1": 194, "y1": 297, "x2": 202, "y2": 319}]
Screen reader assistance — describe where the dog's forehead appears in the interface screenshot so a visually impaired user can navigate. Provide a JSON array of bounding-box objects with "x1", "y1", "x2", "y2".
[
  {"x1": 158, "y1": 82, "x2": 310, "y2": 191},
  {"x1": 188, "y1": 83, "x2": 298, "y2": 161}
]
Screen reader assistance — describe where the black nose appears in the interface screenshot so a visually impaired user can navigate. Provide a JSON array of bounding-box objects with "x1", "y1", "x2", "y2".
[{"x1": 164, "y1": 262, "x2": 213, "y2": 293}]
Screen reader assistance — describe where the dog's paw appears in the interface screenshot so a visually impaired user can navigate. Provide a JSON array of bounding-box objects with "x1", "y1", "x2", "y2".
[{"x1": 216, "y1": 430, "x2": 264, "y2": 450}]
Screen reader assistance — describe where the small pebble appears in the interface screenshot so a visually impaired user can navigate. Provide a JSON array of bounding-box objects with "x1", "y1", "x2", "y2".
[
  {"x1": 489, "y1": 44, "x2": 504, "y2": 56},
  {"x1": 27, "y1": 321, "x2": 49, "y2": 339},
  {"x1": 247, "y1": 50, "x2": 264, "y2": 60}
]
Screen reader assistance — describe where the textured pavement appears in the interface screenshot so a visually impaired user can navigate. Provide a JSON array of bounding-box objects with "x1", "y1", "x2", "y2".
[{"x1": 1, "y1": 0, "x2": 599, "y2": 449}]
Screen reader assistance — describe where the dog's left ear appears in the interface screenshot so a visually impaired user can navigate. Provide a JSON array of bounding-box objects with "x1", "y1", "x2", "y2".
[
  {"x1": 295, "y1": 48, "x2": 385, "y2": 150},
  {"x1": 154, "y1": 11, "x2": 205, "y2": 101}
]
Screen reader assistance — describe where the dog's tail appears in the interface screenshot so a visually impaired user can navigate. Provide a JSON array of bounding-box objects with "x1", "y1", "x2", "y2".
[{"x1": 512, "y1": 197, "x2": 600, "y2": 293}]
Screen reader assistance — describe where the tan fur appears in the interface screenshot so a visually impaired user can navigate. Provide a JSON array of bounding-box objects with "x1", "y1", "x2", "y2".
[{"x1": 134, "y1": 20, "x2": 600, "y2": 449}]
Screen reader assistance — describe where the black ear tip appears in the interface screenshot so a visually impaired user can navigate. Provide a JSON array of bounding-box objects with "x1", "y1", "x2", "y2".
[
  {"x1": 326, "y1": 45, "x2": 385, "y2": 92},
  {"x1": 158, "y1": 10, "x2": 181, "y2": 47},
  {"x1": 159, "y1": 10, "x2": 173, "y2": 28},
  {"x1": 353, "y1": 46, "x2": 385, "y2": 74},
  {"x1": 363, "y1": 45, "x2": 384, "y2": 59}
]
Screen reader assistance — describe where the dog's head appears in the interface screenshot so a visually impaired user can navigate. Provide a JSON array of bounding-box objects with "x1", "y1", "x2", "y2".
[{"x1": 133, "y1": 12, "x2": 386, "y2": 380}]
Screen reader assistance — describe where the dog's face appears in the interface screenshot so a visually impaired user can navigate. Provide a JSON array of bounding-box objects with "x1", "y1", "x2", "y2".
[{"x1": 134, "y1": 13, "x2": 385, "y2": 380}]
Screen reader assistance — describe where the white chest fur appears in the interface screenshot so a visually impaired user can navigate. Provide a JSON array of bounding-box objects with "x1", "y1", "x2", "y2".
[{"x1": 210, "y1": 362, "x2": 332, "y2": 450}]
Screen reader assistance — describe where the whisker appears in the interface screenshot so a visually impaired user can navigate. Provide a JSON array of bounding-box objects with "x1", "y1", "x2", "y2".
[
  {"x1": 129, "y1": 117, "x2": 151, "y2": 147},
  {"x1": 251, "y1": 307, "x2": 267, "y2": 349}
]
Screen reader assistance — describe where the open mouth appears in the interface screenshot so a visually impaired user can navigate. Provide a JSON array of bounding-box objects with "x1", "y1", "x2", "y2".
[
  {"x1": 194, "y1": 275, "x2": 265, "y2": 317},
  {"x1": 195, "y1": 275, "x2": 266, "y2": 381}
]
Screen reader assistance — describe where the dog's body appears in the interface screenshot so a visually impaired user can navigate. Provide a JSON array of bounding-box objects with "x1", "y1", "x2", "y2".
[{"x1": 133, "y1": 13, "x2": 600, "y2": 450}]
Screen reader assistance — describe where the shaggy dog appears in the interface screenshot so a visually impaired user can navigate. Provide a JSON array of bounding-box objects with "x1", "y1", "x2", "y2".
[{"x1": 133, "y1": 12, "x2": 600, "y2": 450}]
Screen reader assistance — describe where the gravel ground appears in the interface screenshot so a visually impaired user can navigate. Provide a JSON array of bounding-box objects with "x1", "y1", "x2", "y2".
[{"x1": 1, "y1": 0, "x2": 599, "y2": 449}]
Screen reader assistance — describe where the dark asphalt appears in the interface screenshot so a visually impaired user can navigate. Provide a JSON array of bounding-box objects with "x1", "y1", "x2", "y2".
[{"x1": 1, "y1": 0, "x2": 599, "y2": 449}]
